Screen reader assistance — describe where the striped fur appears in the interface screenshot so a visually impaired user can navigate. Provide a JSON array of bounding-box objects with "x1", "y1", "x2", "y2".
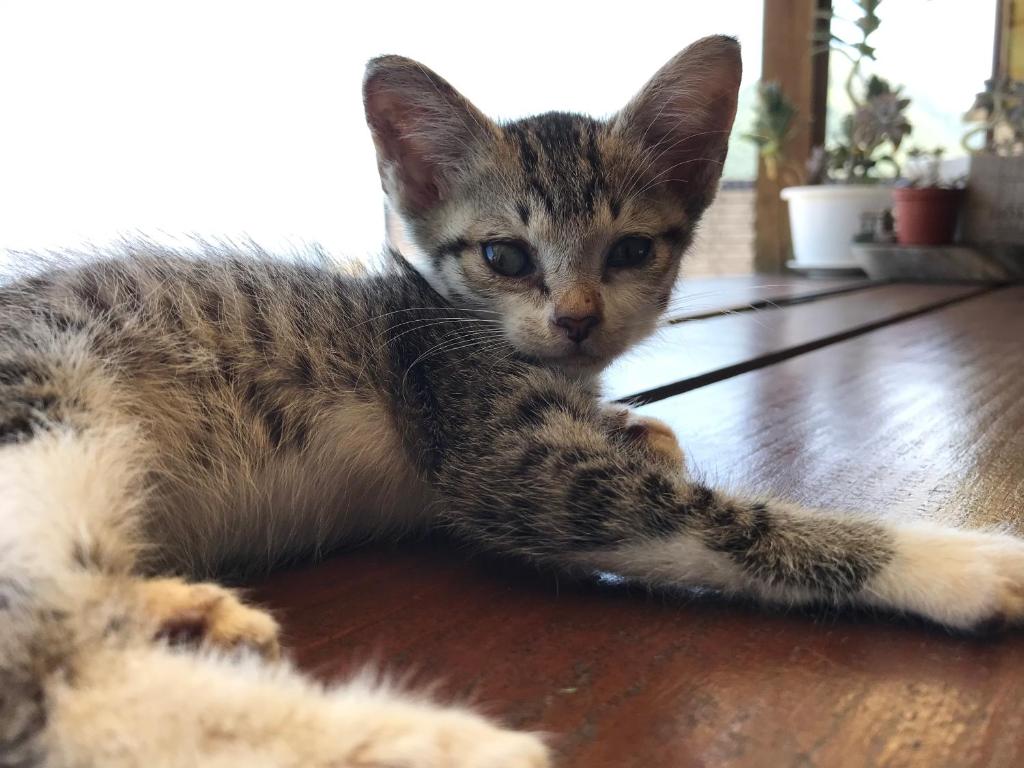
[{"x1": 4, "y1": 35, "x2": 1024, "y2": 768}]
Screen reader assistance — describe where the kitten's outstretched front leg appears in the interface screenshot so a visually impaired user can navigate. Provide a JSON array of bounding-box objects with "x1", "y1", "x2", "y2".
[{"x1": 438, "y1": 373, "x2": 1024, "y2": 631}]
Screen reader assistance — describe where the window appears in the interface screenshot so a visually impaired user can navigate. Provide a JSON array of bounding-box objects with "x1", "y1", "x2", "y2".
[
  {"x1": 826, "y1": 0, "x2": 997, "y2": 177},
  {"x1": 0, "y1": 1, "x2": 762, "y2": 271}
]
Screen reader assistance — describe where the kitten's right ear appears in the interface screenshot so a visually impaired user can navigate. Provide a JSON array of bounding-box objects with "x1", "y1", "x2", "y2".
[
  {"x1": 363, "y1": 56, "x2": 496, "y2": 216},
  {"x1": 612, "y1": 36, "x2": 742, "y2": 216}
]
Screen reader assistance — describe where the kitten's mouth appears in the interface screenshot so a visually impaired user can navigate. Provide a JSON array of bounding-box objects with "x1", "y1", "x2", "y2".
[
  {"x1": 564, "y1": 347, "x2": 598, "y2": 360},
  {"x1": 539, "y1": 345, "x2": 599, "y2": 362},
  {"x1": 546, "y1": 346, "x2": 610, "y2": 374},
  {"x1": 509, "y1": 335, "x2": 612, "y2": 373}
]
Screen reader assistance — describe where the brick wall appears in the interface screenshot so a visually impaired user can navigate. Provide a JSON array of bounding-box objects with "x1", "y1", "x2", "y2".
[{"x1": 682, "y1": 185, "x2": 755, "y2": 277}]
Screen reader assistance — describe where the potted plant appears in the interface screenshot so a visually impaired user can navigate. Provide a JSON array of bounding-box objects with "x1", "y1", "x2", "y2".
[
  {"x1": 961, "y1": 77, "x2": 1024, "y2": 246},
  {"x1": 891, "y1": 148, "x2": 964, "y2": 246},
  {"x1": 780, "y1": 0, "x2": 912, "y2": 270}
]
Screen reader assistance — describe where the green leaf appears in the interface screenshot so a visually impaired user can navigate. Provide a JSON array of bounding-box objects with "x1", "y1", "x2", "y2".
[
  {"x1": 856, "y1": 16, "x2": 881, "y2": 35},
  {"x1": 855, "y1": 43, "x2": 877, "y2": 59}
]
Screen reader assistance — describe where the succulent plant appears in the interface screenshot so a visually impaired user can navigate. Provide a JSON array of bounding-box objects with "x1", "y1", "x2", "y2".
[
  {"x1": 807, "y1": 75, "x2": 911, "y2": 183},
  {"x1": 807, "y1": 1, "x2": 913, "y2": 183}
]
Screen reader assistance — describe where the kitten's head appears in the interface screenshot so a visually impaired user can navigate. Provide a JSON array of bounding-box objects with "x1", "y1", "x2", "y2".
[{"x1": 363, "y1": 36, "x2": 741, "y2": 375}]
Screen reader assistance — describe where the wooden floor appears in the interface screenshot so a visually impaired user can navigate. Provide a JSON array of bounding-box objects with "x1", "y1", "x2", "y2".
[{"x1": 251, "y1": 277, "x2": 1024, "y2": 768}]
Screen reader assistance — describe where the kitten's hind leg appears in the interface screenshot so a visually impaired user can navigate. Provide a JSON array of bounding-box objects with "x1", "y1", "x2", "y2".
[
  {"x1": 0, "y1": 409, "x2": 279, "y2": 660},
  {"x1": 48, "y1": 641, "x2": 550, "y2": 767},
  {"x1": 1, "y1": 426, "x2": 544, "y2": 767},
  {"x1": 437, "y1": 372, "x2": 1024, "y2": 631},
  {"x1": 0, "y1": 415, "x2": 152, "y2": 765}
]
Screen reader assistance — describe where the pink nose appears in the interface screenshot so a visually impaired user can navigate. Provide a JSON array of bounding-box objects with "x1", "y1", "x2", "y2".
[{"x1": 554, "y1": 314, "x2": 600, "y2": 343}]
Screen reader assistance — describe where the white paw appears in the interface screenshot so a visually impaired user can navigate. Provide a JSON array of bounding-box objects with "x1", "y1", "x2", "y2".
[{"x1": 868, "y1": 523, "x2": 1024, "y2": 630}]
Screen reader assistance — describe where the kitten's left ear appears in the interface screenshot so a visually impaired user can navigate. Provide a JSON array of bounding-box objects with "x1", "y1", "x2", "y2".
[
  {"x1": 612, "y1": 35, "x2": 742, "y2": 216},
  {"x1": 363, "y1": 56, "x2": 497, "y2": 216}
]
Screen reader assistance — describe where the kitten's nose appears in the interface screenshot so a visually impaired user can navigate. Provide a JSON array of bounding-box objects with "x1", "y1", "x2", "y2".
[{"x1": 554, "y1": 314, "x2": 600, "y2": 343}]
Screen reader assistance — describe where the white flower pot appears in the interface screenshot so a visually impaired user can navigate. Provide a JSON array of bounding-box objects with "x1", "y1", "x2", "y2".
[{"x1": 781, "y1": 184, "x2": 894, "y2": 268}]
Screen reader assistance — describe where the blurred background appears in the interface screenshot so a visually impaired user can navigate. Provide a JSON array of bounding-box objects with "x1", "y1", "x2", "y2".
[{"x1": 0, "y1": 1, "x2": 1011, "y2": 279}]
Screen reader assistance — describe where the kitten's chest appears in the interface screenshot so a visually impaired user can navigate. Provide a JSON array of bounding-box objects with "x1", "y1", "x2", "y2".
[{"x1": 149, "y1": 393, "x2": 436, "y2": 574}]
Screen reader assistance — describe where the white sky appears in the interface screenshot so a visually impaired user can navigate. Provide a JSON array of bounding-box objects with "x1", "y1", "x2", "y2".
[
  {"x1": 0, "y1": 1, "x2": 764, "y2": 260},
  {"x1": 0, "y1": 2, "x2": 992, "y2": 261}
]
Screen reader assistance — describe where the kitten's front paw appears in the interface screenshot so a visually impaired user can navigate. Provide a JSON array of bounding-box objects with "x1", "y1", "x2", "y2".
[
  {"x1": 604, "y1": 405, "x2": 685, "y2": 469},
  {"x1": 352, "y1": 706, "x2": 550, "y2": 768},
  {"x1": 625, "y1": 414, "x2": 686, "y2": 469},
  {"x1": 871, "y1": 524, "x2": 1024, "y2": 631},
  {"x1": 135, "y1": 578, "x2": 281, "y2": 659}
]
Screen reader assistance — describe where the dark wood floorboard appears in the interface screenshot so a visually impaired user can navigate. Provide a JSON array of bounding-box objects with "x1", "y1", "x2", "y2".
[
  {"x1": 668, "y1": 274, "x2": 876, "y2": 322},
  {"x1": 638, "y1": 286, "x2": 1024, "y2": 529},
  {"x1": 249, "y1": 286, "x2": 1024, "y2": 768},
  {"x1": 605, "y1": 283, "x2": 984, "y2": 403}
]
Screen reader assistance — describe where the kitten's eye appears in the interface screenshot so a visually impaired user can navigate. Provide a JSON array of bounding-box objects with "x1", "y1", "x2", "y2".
[
  {"x1": 482, "y1": 241, "x2": 533, "y2": 277},
  {"x1": 606, "y1": 236, "x2": 653, "y2": 269}
]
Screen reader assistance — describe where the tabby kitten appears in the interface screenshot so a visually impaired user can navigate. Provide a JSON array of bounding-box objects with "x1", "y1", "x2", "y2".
[{"x1": 3, "y1": 36, "x2": 1024, "y2": 768}]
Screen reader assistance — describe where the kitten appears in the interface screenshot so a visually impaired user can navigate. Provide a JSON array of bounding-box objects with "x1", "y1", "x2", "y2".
[{"x1": 3, "y1": 35, "x2": 1024, "y2": 767}]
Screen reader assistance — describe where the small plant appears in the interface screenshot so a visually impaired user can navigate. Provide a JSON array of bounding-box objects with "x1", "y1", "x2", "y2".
[
  {"x1": 807, "y1": 0, "x2": 913, "y2": 184},
  {"x1": 963, "y1": 77, "x2": 1024, "y2": 156},
  {"x1": 742, "y1": 80, "x2": 798, "y2": 182},
  {"x1": 901, "y1": 146, "x2": 968, "y2": 189},
  {"x1": 903, "y1": 147, "x2": 944, "y2": 187}
]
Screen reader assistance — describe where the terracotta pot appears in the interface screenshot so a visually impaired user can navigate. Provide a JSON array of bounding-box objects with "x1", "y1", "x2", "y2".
[{"x1": 892, "y1": 187, "x2": 964, "y2": 246}]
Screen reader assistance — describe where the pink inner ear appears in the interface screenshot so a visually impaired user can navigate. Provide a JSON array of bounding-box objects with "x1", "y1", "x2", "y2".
[
  {"x1": 365, "y1": 86, "x2": 443, "y2": 213},
  {"x1": 613, "y1": 37, "x2": 742, "y2": 203},
  {"x1": 364, "y1": 56, "x2": 496, "y2": 216}
]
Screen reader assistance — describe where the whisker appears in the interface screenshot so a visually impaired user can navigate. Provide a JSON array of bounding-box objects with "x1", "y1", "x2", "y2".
[
  {"x1": 353, "y1": 319, "x2": 501, "y2": 387},
  {"x1": 368, "y1": 315, "x2": 500, "y2": 345},
  {"x1": 348, "y1": 306, "x2": 501, "y2": 331},
  {"x1": 427, "y1": 330, "x2": 524, "y2": 375},
  {"x1": 366, "y1": 318, "x2": 501, "y2": 363},
  {"x1": 663, "y1": 301, "x2": 774, "y2": 329},
  {"x1": 400, "y1": 332, "x2": 510, "y2": 387}
]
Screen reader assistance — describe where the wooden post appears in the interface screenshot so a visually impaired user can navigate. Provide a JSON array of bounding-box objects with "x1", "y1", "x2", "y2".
[
  {"x1": 996, "y1": 0, "x2": 1024, "y2": 79},
  {"x1": 754, "y1": 0, "x2": 829, "y2": 272}
]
